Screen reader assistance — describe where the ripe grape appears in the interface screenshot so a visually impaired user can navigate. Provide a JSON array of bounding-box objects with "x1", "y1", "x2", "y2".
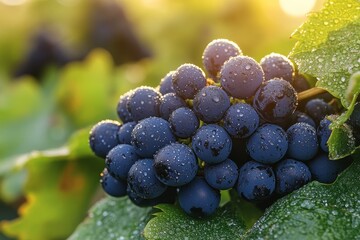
[
  {"x1": 116, "y1": 91, "x2": 134, "y2": 123},
  {"x1": 193, "y1": 85, "x2": 230, "y2": 123},
  {"x1": 253, "y1": 78, "x2": 298, "y2": 123},
  {"x1": 204, "y1": 158, "x2": 238, "y2": 190},
  {"x1": 89, "y1": 120, "x2": 121, "y2": 158},
  {"x1": 202, "y1": 39, "x2": 242, "y2": 80},
  {"x1": 246, "y1": 123, "x2": 288, "y2": 164},
  {"x1": 127, "y1": 86, "x2": 162, "y2": 121},
  {"x1": 154, "y1": 143, "x2": 198, "y2": 187},
  {"x1": 105, "y1": 144, "x2": 139, "y2": 181},
  {"x1": 178, "y1": 177, "x2": 220, "y2": 217},
  {"x1": 260, "y1": 53, "x2": 294, "y2": 82},
  {"x1": 192, "y1": 124, "x2": 232, "y2": 164},
  {"x1": 172, "y1": 63, "x2": 207, "y2": 99},
  {"x1": 307, "y1": 152, "x2": 352, "y2": 184},
  {"x1": 169, "y1": 107, "x2": 199, "y2": 139},
  {"x1": 223, "y1": 103, "x2": 259, "y2": 138},
  {"x1": 286, "y1": 122, "x2": 319, "y2": 161},
  {"x1": 236, "y1": 161, "x2": 275, "y2": 201},
  {"x1": 159, "y1": 93, "x2": 187, "y2": 120},
  {"x1": 317, "y1": 117, "x2": 332, "y2": 152},
  {"x1": 131, "y1": 117, "x2": 176, "y2": 158},
  {"x1": 127, "y1": 159, "x2": 167, "y2": 199},
  {"x1": 159, "y1": 71, "x2": 175, "y2": 95},
  {"x1": 275, "y1": 158, "x2": 311, "y2": 195},
  {"x1": 220, "y1": 56, "x2": 264, "y2": 99},
  {"x1": 305, "y1": 98, "x2": 334, "y2": 125},
  {"x1": 100, "y1": 169, "x2": 127, "y2": 197},
  {"x1": 117, "y1": 121, "x2": 137, "y2": 144}
]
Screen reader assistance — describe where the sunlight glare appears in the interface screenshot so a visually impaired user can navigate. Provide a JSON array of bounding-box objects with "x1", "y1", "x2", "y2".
[
  {"x1": 0, "y1": 0, "x2": 26, "y2": 6},
  {"x1": 279, "y1": 0, "x2": 316, "y2": 17}
]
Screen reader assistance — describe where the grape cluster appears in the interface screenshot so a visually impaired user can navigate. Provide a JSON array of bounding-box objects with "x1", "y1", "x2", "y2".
[{"x1": 89, "y1": 39, "x2": 354, "y2": 217}]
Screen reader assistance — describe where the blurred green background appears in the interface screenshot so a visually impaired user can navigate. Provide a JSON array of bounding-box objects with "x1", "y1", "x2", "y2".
[{"x1": 0, "y1": 0, "x2": 325, "y2": 239}]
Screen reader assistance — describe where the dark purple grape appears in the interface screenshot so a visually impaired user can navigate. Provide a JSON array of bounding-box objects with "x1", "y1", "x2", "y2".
[
  {"x1": 317, "y1": 117, "x2": 332, "y2": 152},
  {"x1": 275, "y1": 158, "x2": 311, "y2": 195},
  {"x1": 292, "y1": 73, "x2": 311, "y2": 92},
  {"x1": 204, "y1": 158, "x2": 238, "y2": 190},
  {"x1": 178, "y1": 177, "x2": 220, "y2": 217},
  {"x1": 305, "y1": 98, "x2": 335, "y2": 125},
  {"x1": 117, "y1": 121, "x2": 137, "y2": 144},
  {"x1": 100, "y1": 169, "x2": 127, "y2": 197},
  {"x1": 260, "y1": 53, "x2": 294, "y2": 83},
  {"x1": 223, "y1": 103, "x2": 259, "y2": 138},
  {"x1": 89, "y1": 120, "x2": 121, "y2": 158},
  {"x1": 154, "y1": 143, "x2": 198, "y2": 187},
  {"x1": 159, "y1": 71, "x2": 175, "y2": 95},
  {"x1": 127, "y1": 186, "x2": 176, "y2": 207},
  {"x1": 202, "y1": 39, "x2": 242, "y2": 80},
  {"x1": 127, "y1": 159, "x2": 167, "y2": 199},
  {"x1": 236, "y1": 161, "x2": 275, "y2": 201},
  {"x1": 131, "y1": 117, "x2": 176, "y2": 158},
  {"x1": 253, "y1": 78, "x2": 298, "y2": 123},
  {"x1": 307, "y1": 152, "x2": 352, "y2": 184},
  {"x1": 286, "y1": 122, "x2": 319, "y2": 161},
  {"x1": 220, "y1": 56, "x2": 264, "y2": 99},
  {"x1": 172, "y1": 64, "x2": 207, "y2": 99},
  {"x1": 127, "y1": 86, "x2": 162, "y2": 121},
  {"x1": 169, "y1": 107, "x2": 199, "y2": 139},
  {"x1": 289, "y1": 111, "x2": 316, "y2": 129},
  {"x1": 192, "y1": 124, "x2": 232, "y2": 164},
  {"x1": 246, "y1": 123, "x2": 288, "y2": 164},
  {"x1": 105, "y1": 144, "x2": 139, "y2": 181},
  {"x1": 116, "y1": 91, "x2": 134, "y2": 123},
  {"x1": 193, "y1": 86, "x2": 231, "y2": 123},
  {"x1": 159, "y1": 93, "x2": 187, "y2": 120}
]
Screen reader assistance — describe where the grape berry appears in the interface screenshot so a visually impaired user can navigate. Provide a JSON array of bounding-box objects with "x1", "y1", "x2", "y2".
[{"x1": 89, "y1": 38, "x2": 354, "y2": 217}]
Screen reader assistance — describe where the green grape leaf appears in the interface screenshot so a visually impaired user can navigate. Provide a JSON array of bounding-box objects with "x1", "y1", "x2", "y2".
[
  {"x1": 0, "y1": 129, "x2": 103, "y2": 240},
  {"x1": 290, "y1": 0, "x2": 360, "y2": 107},
  {"x1": 68, "y1": 197, "x2": 152, "y2": 240},
  {"x1": 143, "y1": 199, "x2": 261, "y2": 240},
  {"x1": 289, "y1": 0, "x2": 360, "y2": 159},
  {"x1": 244, "y1": 151, "x2": 360, "y2": 240}
]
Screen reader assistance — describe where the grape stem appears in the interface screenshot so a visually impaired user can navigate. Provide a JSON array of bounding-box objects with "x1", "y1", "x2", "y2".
[{"x1": 298, "y1": 87, "x2": 327, "y2": 102}]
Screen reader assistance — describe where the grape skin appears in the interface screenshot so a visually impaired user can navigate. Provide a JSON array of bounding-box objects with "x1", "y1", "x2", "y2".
[
  {"x1": 178, "y1": 177, "x2": 220, "y2": 217},
  {"x1": 131, "y1": 117, "x2": 176, "y2": 158},
  {"x1": 236, "y1": 161, "x2": 275, "y2": 201},
  {"x1": 127, "y1": 159, "x2": 167, "y2": 199},
  {"x1": 192, "y1": 124, "x2": 232, "y2": 164},
  {"x1": 105, "y1": 144, "x2": 139, "y2": 181},
  {"x1": 169, "y1": 107, "x2": 199, "y2": 139},
  {"x1": 253, "y1": 78, "x2": 298, "y2": 123},
  {"x1": 154, "y1": 143, "x2": 198, "y2": 187},
  {"x1": 220, "y1": 56, "x2": 264, "y2": 99},
  {"x1": 223, "y1": 103, "x2": 259, "y2": 138},
  {"x1": 127, "y1": 86, "x2": 162, "y2": 122},
  {"x1": 193, "y1": 85, "x2": 231, "y2": 123},
  {"x1": 159, "y1": 93, "x2": 187, "y2": 120},
  {"x1": 100, "y1": 169, "x2": 127, "y2": 197},
  {"x1": 202, "y1": 39, "x2": 242, "y2": 80},
  {"x1": 286, "y1": 122, "x2": 319, "y2": 161},
  {"x1": 275, "y1": 158, "x2": 311, "y2": 195},
  {"x1": 246, "y1": 123, "x2": 288, "y2": 164},
  {"x1": 172, "y1": 63, "x2": 207, "y2": 99},
  {"x1": 204, "y1": 158, "x2": 238, "y2": 190},
  {"x1": 260, "y1": 53, "x2": 294, "y2": 83},
  {"x1": 89, "y1": 120, "x2": 121, "y2": 158}
]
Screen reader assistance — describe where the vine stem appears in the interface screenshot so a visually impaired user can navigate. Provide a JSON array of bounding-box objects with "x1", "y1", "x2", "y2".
[{"x1": 298, "y1": 87, "x2": 327, "y2": 102}]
